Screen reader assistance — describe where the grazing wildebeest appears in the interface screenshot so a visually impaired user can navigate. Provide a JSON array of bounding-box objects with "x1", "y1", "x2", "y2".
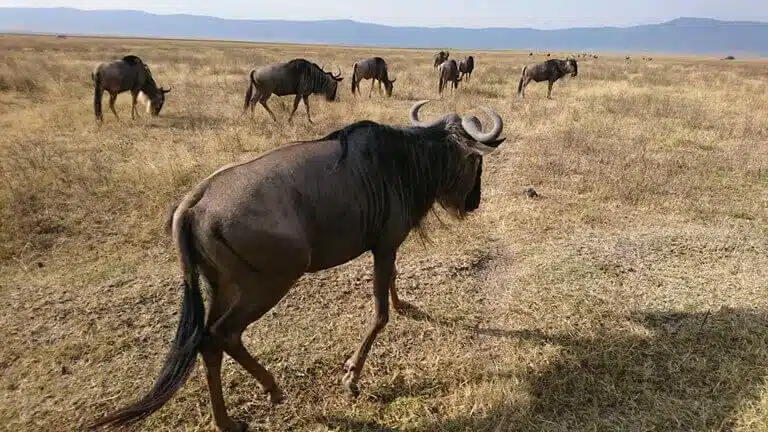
[
  {"x1": 351, "y1": 57, "x2": 397, "y2": 97},
  {"x1": 433, "y1": 50, "x2": 450, "y2": 68},
  {"x1": 517, "y1": 58, "x2": 578, "y2": 99},
  {"x1": 243, "y1": 58, "x2": 343, "y2": 123},
  {"x1": 88, "y1": 99, "x2": 505, "y2": 432},
  {"x1": 458, "y1": 55, "x2": 475, "y2": 82},
  {"x1": 91, "y1": 55, "x2": 171, "y2": 123},
  {"x1": 438, "y1": 59, "x2": 462, "y2": 95},
  {"x1": 723, "y1": 55, "x2": 736, "y2": 60}
]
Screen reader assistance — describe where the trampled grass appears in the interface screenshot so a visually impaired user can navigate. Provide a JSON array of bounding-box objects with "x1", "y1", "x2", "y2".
[{"x1": 1, "y1": 34, "x2": 767, "y2": 431}]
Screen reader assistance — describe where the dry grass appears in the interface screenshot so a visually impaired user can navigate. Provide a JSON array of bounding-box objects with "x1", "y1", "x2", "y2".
[{"x1": 1, "y1": 34, "x2": 767, "y2": 431}]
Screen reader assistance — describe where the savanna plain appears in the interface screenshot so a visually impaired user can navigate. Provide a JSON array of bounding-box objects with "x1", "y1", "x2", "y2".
[{"x1": 1, "y1": 35, "x2": 767, "y2": 432}]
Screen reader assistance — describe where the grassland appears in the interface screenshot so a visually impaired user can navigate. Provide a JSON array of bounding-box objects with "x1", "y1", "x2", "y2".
[{"x1": 0, "y1": 34, "x2": 767, "y2": 431}]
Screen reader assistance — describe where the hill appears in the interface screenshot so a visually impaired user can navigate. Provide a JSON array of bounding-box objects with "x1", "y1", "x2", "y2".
[{"x1": 1, "y1": 8, "x2": 767, "y2": 55}]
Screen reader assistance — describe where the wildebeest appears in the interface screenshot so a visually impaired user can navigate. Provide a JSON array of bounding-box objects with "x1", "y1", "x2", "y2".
[
  {"x1": 517, "y1": 58, "x2": 578, "y2": 99},
  {"x1": 438, "y1": 59, "x2": 462, "y2": 95},
  {"x1": 351, "y1": 57, "x2": 397, "y2": 97},
  {"x1": 458, "y1": 56, "x2": 475, "y2": 81},
  {"x1": 88, "y1": 100, "x2": 505, "y2": 431},
  {"x1": 91, "y1": 55, "x2": 171, "y2": 123},
  {"x1": 243, "y1": 58, "x2": 344, "y2": 123},
  {"x1": 433, "y1": 50, "x2": 450, "y2": 68},
  {"x1": 723, "y1": 55, "x2": 735, "y2": 60}
]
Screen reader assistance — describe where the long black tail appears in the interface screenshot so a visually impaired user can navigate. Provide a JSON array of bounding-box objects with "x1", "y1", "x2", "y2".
[
  {"x1": 89, "y1": 212, "x2": 205, "y2": 429},
  {"x1": 243, "y1": 69, "x2": 257, "y2": 112},
  {"x1": 92, "y1": 72, "x2": 103, "y2": 122},
  {"x1": 517, "y1": 66, "x2": 527, "y2": 95},
  {"x1": 351, "y1": 63, "x2": 358, "y2": 95}
]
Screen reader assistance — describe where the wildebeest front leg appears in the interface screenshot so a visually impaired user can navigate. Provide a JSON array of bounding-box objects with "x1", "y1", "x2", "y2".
[
  {"x1": 301, "y1": 95, "x2": 313, "y2": 123},
  {"x1": 343, "y1": 249, "x2": 395, "y2": 396},
  {"x1": 547, "y1": 81, "x2": 554, "y2": 99},
  {"x1": 108, "y1": 93, "x2": 119, "y2": 121},
  {"x1": 369, "y1": 79, "x2": 375, "y2": 98},
  {"x1": 287, "y1": 94, "x2": 302, "y2": 123},
  {"x1": 130, "y1": 90, "x2": 140, "y2": 120}
]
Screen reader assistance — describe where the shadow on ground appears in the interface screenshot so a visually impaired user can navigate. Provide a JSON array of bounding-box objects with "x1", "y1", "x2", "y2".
[{"x1": 320, "y1": 307, "x2": 768, "y2": 431}]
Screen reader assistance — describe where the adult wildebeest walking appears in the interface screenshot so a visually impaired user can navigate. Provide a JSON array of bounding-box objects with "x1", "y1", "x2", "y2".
[
  {"x1": 433, "y1": 50, "x2": 450, "y2": 68},
  {"x1": 459, "y1": 56, "x2": 475, "y2": 82},
  {"x1": 438, "y1": 59, "x2": 462, "y2": 95},
  {"x1": 351, "y1": 57, "x2": 397, "y2": 97},
  {"x1": 91, "y1": 55, "x2": 171, "y2": 123},
  {"x1": 517, "y1": 58, "x2": 578, "y2": 99},
  {"x1": 88, "y1": 100, "x2": 505, "y2": 431},
  {"x1": 243, "y1": 58, "x2": 343, "y2": 123}
]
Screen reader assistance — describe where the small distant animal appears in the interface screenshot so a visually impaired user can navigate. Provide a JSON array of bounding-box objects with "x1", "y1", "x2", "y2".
[
  {"x1": 546, "y1": 53, "x2": 551, "y2": 57},
  {"x1": 243, "y1": 58, "x2": 343, "y2": 123},
  {"x1": 438, "y1": 59, "x2": 462, "y2": 95},
  {"x1": 351, "y1": 57, "x2": 397, "y2": 97},
  {"x1": 56, "y1": 34, "x2": 67, "y2": 39},
  {"x1": 88, "y1": 99, "x2": 506, "y2": 432},
  {"x1": 517, "y1": 58, "x2": 578, "y2": 99},
  {"x1": 593, "y1": 54, "x2": 599, "y2": 59},
  {"x1": 433, "y1": 50, "x2": 450, "y2": 68},
  {"x1": 625, "y1": 56, "x2": 631, "y2": 61},
  {"x1": 722, "y1": 55, "x2": 736, "y2": 60},
  {"x1": 458, "y1": 56, "x2": 475, "y2": 81},
  {"x1": 529, "y1": 52, "x2": 534, "y2": 56},
  {"x1": 91, "y1": 55, "x2": 171, "y2": 123},
  {"x1": 525, "y1": 187, "x2": 539, "y2": 198}
]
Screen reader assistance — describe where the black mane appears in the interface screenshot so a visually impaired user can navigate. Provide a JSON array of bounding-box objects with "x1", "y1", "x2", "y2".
[
  {"x1": 122, "y1": 55, "x2": 143, "y2": 65},
  {"x1": 318, "y1": 120, "x2": 472, "y2": 233}
]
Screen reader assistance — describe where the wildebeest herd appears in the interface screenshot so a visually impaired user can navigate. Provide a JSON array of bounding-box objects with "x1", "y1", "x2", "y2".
[
  {"x1": 87, "y1": 49, "x2": 574, "y2": 431},
  {"x1": 91, "y1": 51, "x2": 579, "y2": 124}
]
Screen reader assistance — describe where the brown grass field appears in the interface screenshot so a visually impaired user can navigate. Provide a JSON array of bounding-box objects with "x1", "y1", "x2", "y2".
[{"x1": 1, "y1": 34, "x2": 767, "y2": 431}]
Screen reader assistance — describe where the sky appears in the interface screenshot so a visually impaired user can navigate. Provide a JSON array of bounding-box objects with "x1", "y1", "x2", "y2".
[{"x1": 2, "y1": 0, "x2": 768, "y2": 29}]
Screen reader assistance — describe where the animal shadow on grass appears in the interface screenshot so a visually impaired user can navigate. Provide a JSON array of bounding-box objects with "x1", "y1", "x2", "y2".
[
  {"x1": 323, "y1": 307, "x2": 768, "y2": 431},
  {"x1": 148, "y1": 111, "x2": 230, "y2": 130}
]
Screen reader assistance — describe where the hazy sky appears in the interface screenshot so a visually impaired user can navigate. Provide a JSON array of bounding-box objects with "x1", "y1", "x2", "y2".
[{"x1": 3, "y1": 0, "x2": 768, "y2": 29}]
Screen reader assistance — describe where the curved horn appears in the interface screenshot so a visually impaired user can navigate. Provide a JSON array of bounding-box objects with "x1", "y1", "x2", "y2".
[
  {"x1": 162, "y1": 86, "x2": 172, "y2": 93},
  {"x1": 333, "y1": 66, "x2": 343, "y2": 80},
  {"x1": 409, "y1": 100, "x2": 459, "y2": 128},
  {"x1": 389, "y1": 77, "x2": 396, "y2": 83},
  {"x1": 461, "y1": 106, "x2": 503, "y2": 144}
]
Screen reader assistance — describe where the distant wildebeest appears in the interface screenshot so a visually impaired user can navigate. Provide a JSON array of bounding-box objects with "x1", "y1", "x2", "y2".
[
  {"x1": 243, "y1": 58, "x2": 343, "y2": 123},
  {"x1": 433, "y1": 50, "x2": 450, "y2": 68},
  {"x1": 723, "y1": 55, "x2": 735, "y2": 60},
  {"x1": 625, "y1": 56, "x2": 631, "y2": 61},
  {"x1": 351, "y1": 57, "x2": 397, "y2": 97},
  {"x1": 517, "y1": 58, "x2": 578, "y2": 99},
  {"x1": 459, "y1": 56, "x2": 475, "y2": 81},
  {"x1": 91, "y1": 55, "x2": 171, "y2": 123},
  {"x1": 88, "y1": 99, "x2": 506, "y2": 432},
  {"x1": 438, "y1": 59, "x2": 462, "y2": 95},
  {"x1": 529, "y1": 52, "x2": 534, "y2": 56}
]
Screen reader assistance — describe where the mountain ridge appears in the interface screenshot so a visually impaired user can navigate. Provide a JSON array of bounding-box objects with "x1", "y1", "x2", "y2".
[{"x1": 1, "y1": 7, "x2": 766, "y2": 55}]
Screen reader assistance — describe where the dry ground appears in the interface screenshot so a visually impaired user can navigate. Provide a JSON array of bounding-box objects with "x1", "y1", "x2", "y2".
[{"x1": 1, "y1": 35, "x2": 767, "y2": 431}]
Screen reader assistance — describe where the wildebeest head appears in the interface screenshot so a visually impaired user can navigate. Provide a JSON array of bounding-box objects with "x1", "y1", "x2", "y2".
[
  {"x1": 566, "y1": 58, "x2": 578, "y2": 77},
  {"x1": 148, "y1": 87, "x2": 172, "y2": 116},
  {"x1": 408, "y1": 100, "x2": 505, "y2": 214},
  {"x1": 323, "y1": 67, "x2": 344, "y2": 101},
  {"x1": 383, "y1": 76, "x2": 397, "y2": 97}
]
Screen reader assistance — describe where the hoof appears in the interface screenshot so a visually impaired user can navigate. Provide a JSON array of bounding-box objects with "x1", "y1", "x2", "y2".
[
  {"x1": 342, "y1": 360, "x2": 360, "y2": 398},
  {"x1": 222, "y1": 420, "x2": 248, "y2": 432},
  {"x1": 343, "y1": 375, "x2": 360, "y2": 398},
  {"x1": 267, "y1": 388, "x2": 285, "y2": 405}
]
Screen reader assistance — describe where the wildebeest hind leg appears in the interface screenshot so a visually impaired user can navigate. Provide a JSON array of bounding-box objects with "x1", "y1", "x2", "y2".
[
  {"x1": 547, "y1": 81, "x2": 554, "y2": 99},
  {"x1": 259, "y1": 99, "x2": 277, "y2": 122},
  {"x1": 343, "y1": 249, "x2": 395, "y2": 396}
]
